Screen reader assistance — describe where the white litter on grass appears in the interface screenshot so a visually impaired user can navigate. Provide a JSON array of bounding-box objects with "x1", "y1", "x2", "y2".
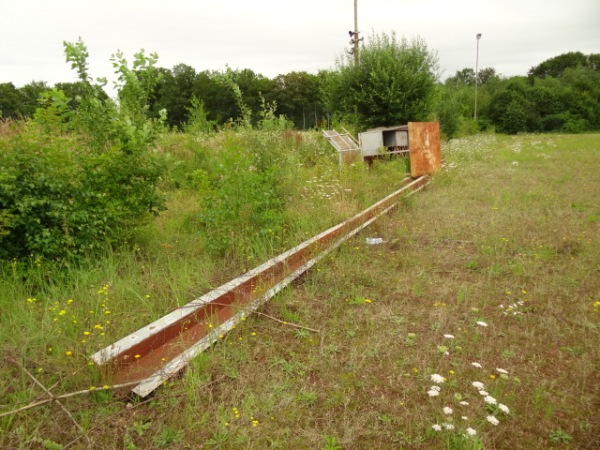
[{"x1": 365, "y1": 237, "x2": 385, "y2": 245}]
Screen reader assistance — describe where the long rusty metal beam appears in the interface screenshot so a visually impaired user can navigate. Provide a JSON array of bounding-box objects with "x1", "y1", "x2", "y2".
[{"x1": 91, "y1": 176, "x2": 429, "y2": 397}]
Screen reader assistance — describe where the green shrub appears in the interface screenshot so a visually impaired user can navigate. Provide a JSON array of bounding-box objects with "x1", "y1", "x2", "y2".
[
  {"x1": 0, "y1": 40, "x2": 166, "y2": 261},
  {"x1": 197, "y1": 134, "x2": 285, "y2": 258},
  {"x1": 0, "y1": 125, "x2": 165, "y2": 260}
]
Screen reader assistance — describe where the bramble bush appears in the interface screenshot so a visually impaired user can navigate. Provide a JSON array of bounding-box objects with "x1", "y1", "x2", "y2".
[{"x1": 0, "y1": 40, "x2": 166, "y2": 261}]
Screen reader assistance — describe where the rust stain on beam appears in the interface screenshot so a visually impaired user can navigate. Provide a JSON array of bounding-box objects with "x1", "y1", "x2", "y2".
[{"x1": 91, "y1": 176, "x2": 429, "y2": 396}]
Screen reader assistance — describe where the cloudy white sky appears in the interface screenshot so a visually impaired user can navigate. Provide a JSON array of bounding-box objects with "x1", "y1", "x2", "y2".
[{"x1": 1, "y1": 0, "x2": 598, "y2": 89}]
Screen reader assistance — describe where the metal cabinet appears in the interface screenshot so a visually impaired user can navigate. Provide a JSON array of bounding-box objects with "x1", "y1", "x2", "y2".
[
  {"x1": 323, "y1": 122, "x2": 441, "y2": 177},
  {"x1": 359, "y1": 125, "x2": 409, "y2": 157}
]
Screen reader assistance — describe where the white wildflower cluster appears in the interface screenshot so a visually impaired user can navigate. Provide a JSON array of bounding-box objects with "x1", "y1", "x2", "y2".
[
  {"x1": 472, "y1": 381, "x2": 485, "y2": 391},
  {"x1": 431, "y1": 373, "x2": 445, "y2": 384},
  {"x1": 431, "y1": 421, "x2": 456, "y2": 432},
  {"x1": 471, "y1": 378, "x2": 511, "y2": 426},
  {"x1": 442, "y1": 134, "x2": 498, "y2": 161},
  {"x1": 510, "y1": 138, "x2": 523, "y2": 154},
  {"x1": 301, "y1": 174, "x2": 343, "y2": 201},
  {"x1": 486, "y1": 415, "x2": 500, "y2": 426},
  {"x1": 428, "y1": 386, "x2": 441, "y2": 397},
  {"x1": 499, "y1": 299, "x2": 525, "y2": 316},
  {"x1": 424, "y1": 317, "x2": 514, "y2": 440}
]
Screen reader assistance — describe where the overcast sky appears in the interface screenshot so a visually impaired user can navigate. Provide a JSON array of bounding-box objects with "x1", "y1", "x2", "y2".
[{"x1": 1, "y1": 0, "x2": 599, "y2": 89}]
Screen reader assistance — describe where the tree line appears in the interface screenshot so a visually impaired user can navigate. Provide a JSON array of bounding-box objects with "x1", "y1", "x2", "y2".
[{"x1": 1, "y1": 39, "x2": 599, "y2": 137}]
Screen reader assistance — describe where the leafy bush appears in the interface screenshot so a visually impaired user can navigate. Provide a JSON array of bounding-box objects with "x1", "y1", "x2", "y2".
[
  {"x1": 196, "y1": 133, "x2": 285, "y2": 258},
  {"x1": 0, "y1": 40, "x2": 166, "y2": 261}
]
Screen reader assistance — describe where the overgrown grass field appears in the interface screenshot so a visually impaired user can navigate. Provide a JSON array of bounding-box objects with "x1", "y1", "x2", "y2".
[{"x1": 1, "y1": 132, "x2": 599, "y2": 449}]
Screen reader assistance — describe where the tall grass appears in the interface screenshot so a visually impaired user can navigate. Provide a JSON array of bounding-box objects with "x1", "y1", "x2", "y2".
[{"x1": 1, "y1": 132, "x2": 598, "y2": 449}]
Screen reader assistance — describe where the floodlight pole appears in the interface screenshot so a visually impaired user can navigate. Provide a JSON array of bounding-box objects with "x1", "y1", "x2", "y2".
[
  {"x1": 474, "y1": 33, "x2": 482, "y2": 120},
  {"x1": 353, "y1": 0, "x2": 359, "y2": 66}
]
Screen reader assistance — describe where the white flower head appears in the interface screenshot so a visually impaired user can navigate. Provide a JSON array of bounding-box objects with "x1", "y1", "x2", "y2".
[
  {"x1": 466, "y1": 427, "x2": 477, "y2": 436},
  {"x1": 459, "y1": 401, "x2": 470, "y2": 406},
  {"x1": 443, "y1": 423, "x2": 455, "y2": 430},
  {"x1": 427, "y1": 389, "x2": 440, "y2": 397},
  {"x1": 461, "y1": 415, "x2": 468, "y2": 420},
  {"x1": 443, "y1": 334, "x2": 455, "y2": 339},
  {"x1": 476, "y1": 321, "x2": 488, "y2": 327},
  {"x1": 496, "y1": 368, "x2": 509, "y2": 374},
  {"x1": 443, "y1": 406, "x2": 453, "y2": 415},
  {"x1": 486, "y1": 415, "x2": 500, "y2": 426},
  {"x1": 472, "y1": 381, "x2": 485, "y2": 390},
  {"x1": 499, "y1": 403, "x2": 510, "y2": 414},
  {"x1": 431, "y1": 374, "x2": 445, "y2": 384},
  {"x1": 484, "y1": 395, "x2": 497, "y2": 405},
  {"x1": 432, "y1": 424, "x2": 442, "y2": 432},
  {"x1": 479, "y1": 390, "x2": 489, "y2": 396},
  {"x1": 471, "y1": 362, "x2": 482, "y2": 369},
  {"x1": 430, "y1": 385, "x2": 442, "y2": 392}
]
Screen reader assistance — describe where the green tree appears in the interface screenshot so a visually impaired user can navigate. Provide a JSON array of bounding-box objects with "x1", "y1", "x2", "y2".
[
  {"x1": 229, "y1": 68, "x2": 271, "y2": 124},
  {"x1": 18, "y1": 81, "x2": 49, "y2": 117},
  {"x1": 448, "y1": 68, "x2": 476, "y2": 86},
  {"x1": 192, "y1": 70, "x2": 237, "y2": 125},
  {"x1": 328, "y1": 32, "x2": 439, "y2": 130},
  {"x1": 0, "y1": 82, "x2": 23, "y2": 119},
  {"x1": 528, "y1": 51, "x2": 588, "y2": 79},
  {"x1": 54, "y1": 81, "x2": 101, "y2": 110},
  {"x1": 266, "y1": 71, "x2": 323, "y2": 129},
  {"x1": 151, "y1": 64, "x2": 197, "y2": 128},
  {"x1": 488, "y1": 77, "x2": 535, "y2": 134}
]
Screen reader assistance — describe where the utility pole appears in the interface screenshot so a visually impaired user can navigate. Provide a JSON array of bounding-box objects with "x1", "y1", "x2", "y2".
[
  {"x1": 348, "y1": 0, "x2": 362, "y2": 65},
  {"x1": 353, "y1": 0, "x2": 359, "y2": 65},
  {"x1": 474, "y1": 33, "x2": 482, "y2": 120}
]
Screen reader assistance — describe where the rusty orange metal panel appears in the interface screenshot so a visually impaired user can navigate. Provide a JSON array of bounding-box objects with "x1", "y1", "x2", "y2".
[{"x1": 408, "y1": 122, "x2": 442, "y2": 177}]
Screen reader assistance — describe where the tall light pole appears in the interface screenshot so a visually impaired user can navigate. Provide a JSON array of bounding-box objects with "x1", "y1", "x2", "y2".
[{"x1": 474, "y1": 33, "x2": 482, "y2": 120}]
